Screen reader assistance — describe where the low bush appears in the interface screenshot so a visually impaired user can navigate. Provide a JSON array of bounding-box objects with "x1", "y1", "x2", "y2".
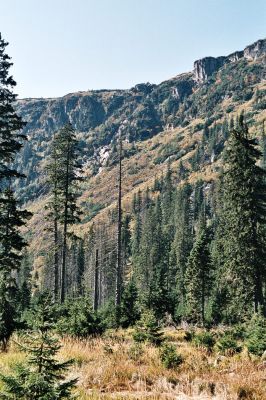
[
  {"x1": 56, "y1": 296, "x2": 104, "y2": 337},
  {"x1": 160, "y1": 343, "x2": 183, "y2": 369},
  {"x1": 133, "y1": 309, "x2": 164, "y2": 346},
  {"x1": 184, "y1": 329, "x2": 195, "y2": 342},
  {"x1": 216, "y1": 334, "x2": 242, "y2": 355},
  {"x1": 245, "y1": 314, "x2": 266, "y2": 356},
  {"x1": 127, "y1": 342, "x2": 144, "y2": 361},
  {"x1": 193, "y1": 331, "x2": 215, "y2": 351}
]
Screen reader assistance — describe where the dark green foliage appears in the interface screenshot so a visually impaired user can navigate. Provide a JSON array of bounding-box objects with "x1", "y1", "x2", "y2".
[
  {"x1": 193, "y1": 331, "x2": 215, "y2": 351},
  {"x1": 133, "y1": 194, "x2": 170, "y2": 319},
  {"x1": 0, "y1": 294, "x2": 77, "y2": 399},
  {"x1": 226, "y1": 324, "x2": 247, "y2": 341},
  {"x1": 216, "y1": 334, "x2": 242, "y2": 355},
  {"x1": 183, "y1": 330, "x2": 195, "y2": 342},
  {"x1": 0, "y1": 189, "x2": 31, "y2": 349},
  {"x1": 185, "y1": 227, "x2": 213, "y2": 324},
  {"x1": 0, "y1": 189, "x2": 31, "y2": 275},
  {"x1": 56, "y1": 296, "x2": 103, "y2": 337},
  {"x1": 159, "y1": 343, "x2": 183, "y2": 369},
  {"x1": 0, "y1": 279, "x2": 16, "y2": 351},
  {"x1": 133, "y1": 310, "x2": 164, "y2": 346},
  {"x1": 171, "y1": 182, "x2": 193, "y2": 319},
  {"x1": 245, "y1": 314, "x2": 266, "y2": 356},
  {"x1": 0, "y1": 33, "x2": 26, "y2": 181},
  {"x1": 0, "y1": 34, "x2": 30, "y2": 349},
  {"x1": 98, "y1": 300, "x2": 117, "y2": 330},
  {"x1": 120, "y1": 279, "x2": 140, "y2": 328},
  {"x1": 45, "y1": 124, "x2": 82, "y2": 302},
  {"x1": 217, "y1": 116, "x2": 266, "y2": 319}
]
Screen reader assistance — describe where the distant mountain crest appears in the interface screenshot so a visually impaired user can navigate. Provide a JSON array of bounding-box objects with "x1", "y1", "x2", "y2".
[{"x1": 194, "y1": 38, "x2": 266, "y2": 82}]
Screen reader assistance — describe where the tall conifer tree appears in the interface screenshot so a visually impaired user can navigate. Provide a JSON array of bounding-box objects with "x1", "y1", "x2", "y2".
[
  {"x1": 0, "y1": 33, "x2": 30, "y2": 348},
  {"x1": 45, "y1": 124, "x2": 81, "y2": 303},
  {"x1": 185, "y1": 227, "x2": 212, "y2": 324},
  {"x1": 219, "y1": 116, "x2": 266, "y2": 319}
]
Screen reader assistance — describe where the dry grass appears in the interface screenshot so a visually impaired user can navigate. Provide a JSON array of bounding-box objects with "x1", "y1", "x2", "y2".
[
  {"x1": 55, "y1": 328, "x2": 266, "y2": 399},
  {"x1": 0, "y1": 328, "x2": 265, "y2": 399}
]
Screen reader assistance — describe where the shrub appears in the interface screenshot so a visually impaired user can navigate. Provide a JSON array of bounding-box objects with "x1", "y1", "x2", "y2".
[
  {"x1": 160, "y1": 343, "x2": 183, "y2": 369},
  {"x1": 127, "y1": 342, "x2": 144, "y2": 361},
  {"x1": 120, "y1": 279, "x2": 140, "y2": 328},
  {"x1": 184, "y1": 329, "x2": 195, "y2": 342},
  {"x1": 193, "y1": 331, "x2": 215, "y2": 351},
  {"x1": 230, "y1": 324, "x2": 247, "y2": 340},
  {"x1": 56, "y1": 296, "x2": 103, "y2": 337},
  {"x1": 245, "y1": 314, "x2": 266, "y2": 356},
  {"x1": 0, "y1": 294, "x2": 77, "y2": 399},
  {"x1": 98, "y1": 300, "x2": 117, "y2": 329},
  {"x1": 133, "y1": 309, "x2": 164, "y2": 346},
  {"x1": 216, "y1": 334, "x2": 242, "y2": 355}
]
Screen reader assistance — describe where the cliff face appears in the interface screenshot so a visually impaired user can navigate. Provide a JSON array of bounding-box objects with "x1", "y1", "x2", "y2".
[
  {"x1": 193, "y1": 56, "x2": 226, "y2": 83},
  {"x1": 194, "y1": 38, "x2": 266, "y2": 83},
  {"x1": 244, "y1": 39, "x2": 266, "y2": 60}
]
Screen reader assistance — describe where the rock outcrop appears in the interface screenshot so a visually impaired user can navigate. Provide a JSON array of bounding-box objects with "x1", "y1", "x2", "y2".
[
  {"x1": 194, "y1": 38, "x2": 266, "y2": 83},
  {"x1": 227, "y1": 50, "x2": 244, "y2": 63},
  {"x1": 244, "y1": 39, "x2": 266, "y2": 60},
  {"x1": 194, "y1": 56, "x2": 226, "y2": 83}
]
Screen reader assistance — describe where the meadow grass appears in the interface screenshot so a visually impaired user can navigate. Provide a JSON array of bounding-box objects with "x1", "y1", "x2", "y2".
[{"x1": 0, "y1": 328, "x2": 265, "y2": 399}]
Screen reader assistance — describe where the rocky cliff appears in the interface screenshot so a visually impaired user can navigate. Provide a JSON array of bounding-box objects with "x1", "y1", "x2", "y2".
[{"x1": 194, "y1": 38, "x2": 266, "y2": 83}]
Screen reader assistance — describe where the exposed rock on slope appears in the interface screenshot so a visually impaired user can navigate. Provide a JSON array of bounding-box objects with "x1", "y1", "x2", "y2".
[
  {"x1": 193, "y1": 38, "x2": 266, "y2": 83},
  {"x1": 14, "y1": 38, "x2": 266, "y2": 205}
]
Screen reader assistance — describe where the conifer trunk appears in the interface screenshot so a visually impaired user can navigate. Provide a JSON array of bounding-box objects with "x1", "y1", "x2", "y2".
[{"x1": 54, "y1": 218, "x2": 59, "y2": 301}]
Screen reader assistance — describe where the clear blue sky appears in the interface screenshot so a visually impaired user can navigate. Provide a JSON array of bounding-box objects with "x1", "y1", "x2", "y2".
[{"x1": 1, "y1": 0, "x2": 265, "y2": 98}]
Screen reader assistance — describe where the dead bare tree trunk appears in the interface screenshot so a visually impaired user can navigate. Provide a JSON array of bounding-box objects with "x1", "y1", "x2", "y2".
[{"x1": 94, "y1": 248, "x2": 99, "y2": 311}]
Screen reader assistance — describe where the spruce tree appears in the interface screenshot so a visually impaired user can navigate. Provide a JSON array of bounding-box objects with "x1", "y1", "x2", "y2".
[
  {"x1": 219, "y1": 116, "x2": 266, "y2": 319},
  {"x1": 133, "y1": 309, "x2": 164, "y2": 346},
  {"x1": 0, "y1": 33, "x2": 26, "y2": 181},
  {"x1": 148, "y1": 197, "x2": 169, "y2": 318},
  {"x1": 170, "y1": 182, "x2": 193, "y2": 317},
  {"x1": 0, "y1": 294, "x2": 77, "y2": 399},
  {"x1": 185, "y1": 227, "x2": 212, "y2": 324},
  {"x1": 131, "y1": 190, "x2": 142, "y2": 269},
  {"x1": 0, "y1": 33, "x2": 30, "y2": 348},
  {"x1": 120, "y1": 278, "x2": 139, "y2": 328},
  {"x1": 0, "y1": 188, "x2": 30, "y2": 349},
  {"x1": 45, "y1": 124, "x2": 81, "y2": 302}
]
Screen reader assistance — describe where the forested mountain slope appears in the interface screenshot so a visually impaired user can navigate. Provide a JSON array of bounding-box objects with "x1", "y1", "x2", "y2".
[
  {"x1": 16, "y1": 38, "x2": 266, "y2": 320},
  {"x1": 16, "y1": 38, "x2": 266, "y2": 203}
]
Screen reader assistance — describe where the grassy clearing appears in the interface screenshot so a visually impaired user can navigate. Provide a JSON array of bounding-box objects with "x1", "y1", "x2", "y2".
[
  {"x1": 56, "y1": 328, "x2": 266, "y2": 399},
  {"x1": 61, "y1": 330, "x2": 266, "y2": 400},
  {"x1": 0, "y1": 328, "x2": 265, "y2": 399}
]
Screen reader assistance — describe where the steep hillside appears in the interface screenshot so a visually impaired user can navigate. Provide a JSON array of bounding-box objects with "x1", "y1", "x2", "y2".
[
  {"x1": 15, "y1": 38, "x2": 266, "y2": 293},
  {"x1": 15, "y1": 38, "x2": 266, "y2": 206}
]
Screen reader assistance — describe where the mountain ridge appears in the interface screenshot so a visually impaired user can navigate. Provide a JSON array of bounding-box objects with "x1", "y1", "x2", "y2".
[
  {"x1": 17, "y1": 38, "x2": 266, "y2": 101},
  {"x1": 14, "y1": 37, "x2": 266, "y2": 209}
]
